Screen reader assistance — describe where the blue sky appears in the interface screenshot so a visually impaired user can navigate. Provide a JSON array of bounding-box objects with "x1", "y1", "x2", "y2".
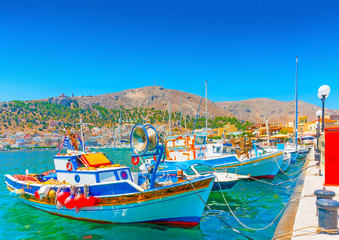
[{"x1": 0, "y1": 0, "x2": 338, "y2": 109}]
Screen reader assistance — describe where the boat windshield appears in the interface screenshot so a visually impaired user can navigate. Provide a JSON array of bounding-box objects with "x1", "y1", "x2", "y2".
[
  {"x1": 191, "y1": 164, "x2": 214, "y2": 175},
  {"x1": 195, "y1": 136, "x2": 206, "y2": 145}
]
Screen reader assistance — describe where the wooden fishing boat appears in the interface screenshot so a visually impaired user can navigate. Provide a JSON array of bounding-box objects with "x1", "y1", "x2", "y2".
[
  {"x1": 5, "y1": 124, "x2": 215, "y2": 228},
  {"x1": 141, "y1": 134, "x2": 284, "y2": 179}
]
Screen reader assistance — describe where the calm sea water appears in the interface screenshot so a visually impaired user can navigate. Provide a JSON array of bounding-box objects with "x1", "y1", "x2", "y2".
[{"x1": 0, "y1": 149, "x2": 303, "y2": 240}]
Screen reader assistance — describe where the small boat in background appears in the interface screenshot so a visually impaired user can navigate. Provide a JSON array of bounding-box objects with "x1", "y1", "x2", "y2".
[{"x1": 280, "y1": 151, "x2": 291, "y2": 172}]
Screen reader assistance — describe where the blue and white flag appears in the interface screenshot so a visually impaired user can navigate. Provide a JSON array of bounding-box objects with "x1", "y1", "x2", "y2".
[
  {"x1": 78, "y1": 136, "x2": 84, "y2": 150},
  {"x1": 63, "y1": 137, "x2": 74, "y2": 150}
]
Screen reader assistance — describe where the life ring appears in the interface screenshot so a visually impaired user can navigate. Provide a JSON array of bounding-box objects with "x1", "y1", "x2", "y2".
[
  {"x1": 131, "y1": 157, "x2": 140, "y2": 165},
  {"x1": 66, "y1": 162, "x2": 73, "y2": 171}
]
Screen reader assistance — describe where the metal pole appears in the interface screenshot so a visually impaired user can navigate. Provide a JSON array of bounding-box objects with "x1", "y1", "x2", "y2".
[
  {"x1": 180, "y1": 95, "x2": 182, "y2": 131},
  {"x1": 295, "y1": 56, "x2": 298, "y2": 150},
  {"x1": 317, "y1": 116, "x2": 320, "y2": 150},
  {"x1": 205, "y1": 80, "x2": 208, "y2": 134},
  {"x1": 265, "y1": 116, "x2": 270, "y2": 149},
  {"x1": 322, "y1": 96, "x2": 325, "y2": 132},
  {"x1": 169, "y1": 100, "x2": 171, "y2": 135}
]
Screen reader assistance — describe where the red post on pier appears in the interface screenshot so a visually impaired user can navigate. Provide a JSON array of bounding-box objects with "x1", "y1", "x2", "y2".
[{"x1": 324, "y1": 127, "x2": 339, "y2": 186}]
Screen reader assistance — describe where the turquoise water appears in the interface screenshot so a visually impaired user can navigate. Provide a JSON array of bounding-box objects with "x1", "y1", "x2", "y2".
[{"x1": 0, "y1": 149, "x2": 303, "y2": 239}]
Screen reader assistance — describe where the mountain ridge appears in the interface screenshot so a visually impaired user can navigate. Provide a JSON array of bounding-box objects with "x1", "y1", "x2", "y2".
[{"x1": 37, "y1": 86, "x2": 338, "y2": 123}]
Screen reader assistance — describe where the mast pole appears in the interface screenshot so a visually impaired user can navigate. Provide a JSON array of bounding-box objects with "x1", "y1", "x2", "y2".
[
  {"x1": 265, "y1": 116, "x2": 270, "y2": 149},
  {"x1": 180, "y1": 95, "x2": 182, "y2": 131},
  {"x1": 169, "y1": 100, "x2": 171, "y2": 136},
  {"x1": 295, "y1": 56, "x2": 298, "y2": 150},
  {"x1": 80, "y1": 116, "x2": 85, "y2": 153},
  {"x1": 119, "y1": 111, "x2": 121, "y2": 145},
  {"x1": 205, "y1": 80, "x2": 208, "y2": 134}
]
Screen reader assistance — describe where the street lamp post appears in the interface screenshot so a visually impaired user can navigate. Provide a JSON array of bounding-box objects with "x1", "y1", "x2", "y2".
[
  {"x1": 316, "y1": 110, "x2": 322, "y2": 151},
  {"x1": 318, "y1": 85, "x2": 331, "y2": 132}
]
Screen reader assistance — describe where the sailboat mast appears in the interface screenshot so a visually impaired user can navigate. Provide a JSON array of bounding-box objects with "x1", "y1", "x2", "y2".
[
  {"x1": 205, "y1": 80, "x2": 208, "y2": 134},
  {"x1": 295, "y1": 56, "x2": 298, "y2": 150},
  {"x1": 80, "y1": 116, "x2": 85, "y2": 153},
  {"x1": 119, "y1": 111, "x2": 121, "y2": 144},
  {"x1": 180, "y1": 95, "x2": 182, "y2": 131},
  {"x1": 265, "y1": 116, "x2": 270, "y2": 149},
  {"x1": 169, "y1": 100, "x2": 172, "y2": 135}
]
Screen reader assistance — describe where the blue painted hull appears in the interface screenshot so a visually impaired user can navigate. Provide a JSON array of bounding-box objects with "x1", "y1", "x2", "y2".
[
  {"x1": 5, "y1": 175, "x2": 214, "y2": 228},
  {"x1": 279, "y1": 156, "x2": 290, "y2": 172},
  {"x1": 205, "y1": 151, "x2": 284, "y2": 179},
  {"x1": 164, "y1": 151, "x2": 284, "y2": 179},
  {"x1": 212, "y1": 179, "x2": 238, "y2": 191},
  {"x1": 290, "y1": 149, "x2": 309, "y2": 164}
]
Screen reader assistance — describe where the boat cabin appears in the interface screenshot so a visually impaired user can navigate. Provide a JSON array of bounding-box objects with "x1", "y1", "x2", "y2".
[
  {"x1": 54, "y1": 152, "x2": 133, "y2": 185},
  {"x1": 165, "y1": 134, "x2": 206, "y2": 161}
]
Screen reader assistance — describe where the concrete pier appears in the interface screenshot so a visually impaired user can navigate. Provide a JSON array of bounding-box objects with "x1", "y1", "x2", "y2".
[{"x1": 274, "y1": 148, "x2": 339, "y2": 239}]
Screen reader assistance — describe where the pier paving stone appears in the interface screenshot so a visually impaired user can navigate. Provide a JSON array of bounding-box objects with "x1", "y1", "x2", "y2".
[{"x1": 291, "y1": 148, "x2": 339, "y2": 240}]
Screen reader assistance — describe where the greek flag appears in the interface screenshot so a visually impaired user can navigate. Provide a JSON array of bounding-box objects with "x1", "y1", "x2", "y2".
[
  {"x1": 78, "y1": 136, "x2": 84, "y2": 150},
  {"x1": 63, "y1": 137, "x2": 74, "y2": 150}
]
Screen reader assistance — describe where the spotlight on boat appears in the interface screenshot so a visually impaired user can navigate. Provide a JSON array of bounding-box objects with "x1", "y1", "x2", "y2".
[
  {"x1": 131, "y1": 124, "x2": 148, "y2": 155},
  {"x1": 144, "y1": 124, "x2": 159, "y2": 151},
  {"x1": 130, "y1": 124, "x2": 159, "y2": 156}
]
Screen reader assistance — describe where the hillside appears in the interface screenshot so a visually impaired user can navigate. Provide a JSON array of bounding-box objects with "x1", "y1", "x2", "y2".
[
  {"x1": 1, "y1": 86, "x2": 337, "y2": 134},
  {"x1": 216, "y1": 98, "x2": 337, "y2": 123},
  {"x1": 74, "y1": 86, "x2": 232, "y2": 118}
]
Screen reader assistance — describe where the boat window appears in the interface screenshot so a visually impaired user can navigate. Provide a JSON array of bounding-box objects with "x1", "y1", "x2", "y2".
[
  {"x1": 195, "y1": 136, "x2": 206, "y2": 145},
  {"x1": 185, "y1": 168, "x2": 196, "y2": 176},
  {"x1": 76, "y1": 156, "x2": 85, "y2": 167},
  {"x1": 223, "y1": 146, "x2": 235, "y2": 154},
  {"x1": 213, "y1": 146, "x2": 221, "y2": 153}
]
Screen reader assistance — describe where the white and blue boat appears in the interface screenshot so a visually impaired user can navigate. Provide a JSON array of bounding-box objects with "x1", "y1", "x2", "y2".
[
  {"x1": 5, "y1": 124, "x2": 215, "y2": 228},
  {"x1": 143, "y1": 134, "x2": 284, "y2": 179}
]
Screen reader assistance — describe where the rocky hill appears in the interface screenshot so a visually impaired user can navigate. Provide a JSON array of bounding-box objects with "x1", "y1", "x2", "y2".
[
  {"x1": 73, "y1": 86, "x2": 233, "y2": 119},
  {"x1": 43, "y1": 87, "x2": 337, "y2": 123},
  {"x1": 216, "y1": 98, "x2": 337, "y2": 123}
]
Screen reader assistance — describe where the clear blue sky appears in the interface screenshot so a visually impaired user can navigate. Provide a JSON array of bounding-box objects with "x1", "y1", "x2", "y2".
[{"x1": 0, "y1": 0, "x2": 338, "y2": 109}]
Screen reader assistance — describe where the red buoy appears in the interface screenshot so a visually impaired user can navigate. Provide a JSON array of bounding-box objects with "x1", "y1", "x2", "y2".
[
  {"x1": 56, "y1": 190, "x2": 70, "y2": 204},
  {"x1": 85, "y1": 196, "x2": 97, "y2": 207},
  {"x1": 34, "y1": 190, "x2": 40, "y2": 199},
  {"x1": 74, "y1": 193, "x2": 85, "y2": 208},
  {"x1": 131, "y1": 156, "x2": 140, "y2": 165},
  {"x1": 64, "y1": 195, "x2": 76, "y2": 209}
]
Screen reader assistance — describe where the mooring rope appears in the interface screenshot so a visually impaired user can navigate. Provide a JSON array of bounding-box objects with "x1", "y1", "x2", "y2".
[
  {"x1": 272, "y1": 154, "x2": 306, "y2": 176},
  {"x1": 215, "y1": 176, "x2": 301, "y2": 231},
  {"x1": 187, "y1": 178, "x2": 254, "y2": 240},
  {"x1": 272, "y1": 226, "x2": 338, "y2": 239}
]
